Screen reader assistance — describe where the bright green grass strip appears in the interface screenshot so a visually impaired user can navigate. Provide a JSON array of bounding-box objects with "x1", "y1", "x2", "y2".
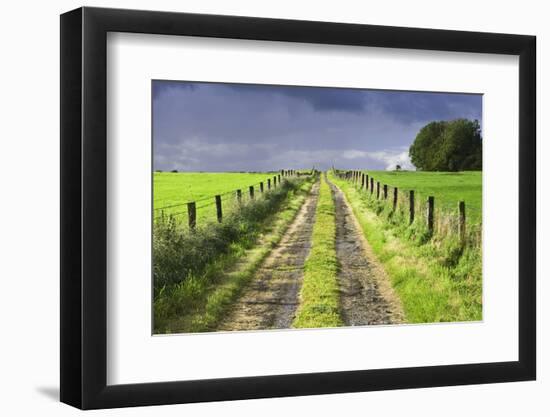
[
  {"x1": 329, "y1": 171, "x2": 481, "y2": 323},
  {"x1": 293, "y1": 175, "x2": 343, "y2": 328},
  {"x1": 158, "y1": 178, "x2": 316, "y2": 333},
  {"x1": 363, "y1": 170, "x2": 482, "y2": 223}
]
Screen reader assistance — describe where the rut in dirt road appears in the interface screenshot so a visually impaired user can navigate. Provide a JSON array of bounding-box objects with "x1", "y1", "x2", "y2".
[
  {"x1": 326, "y1": 177, "x2": 404, "y2": 326},
  {"x1": 217, "y1": 181, "x2": 320, "y2": 331}
]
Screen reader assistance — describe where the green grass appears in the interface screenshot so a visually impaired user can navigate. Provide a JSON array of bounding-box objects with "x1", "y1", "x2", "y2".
[
  {"x1": 329, "y1": 171, "x2": 481, "y2": 323},
  {"x1": 363, "y1": 171, "x2": 481, "y2": 223},
  {"x1": 293, "y1": 174, "x2": 343, "y2": 328},
  {"x1": 154, "y1": 177, "x2": 316, "y2": 333},
  {"x1": 154, "y1": 172, "x2": 281, "y2": 222}
]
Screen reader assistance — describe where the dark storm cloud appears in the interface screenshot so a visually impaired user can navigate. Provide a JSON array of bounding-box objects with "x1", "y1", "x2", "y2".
[
  {"x1": 363, "y1": 90, "x2": 482, "y2": 123},
  {"x1": 152, "y1": 80, "x2": 482, "y2": 172},
  {"x1": 225, "y1": 84, "x2": 367, "y2": 113},
  {"x1": 152, "y1": 81, "x2": 196, "y2": 101}
]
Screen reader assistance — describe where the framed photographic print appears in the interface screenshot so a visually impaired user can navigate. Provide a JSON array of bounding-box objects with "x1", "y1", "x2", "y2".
[{"x1": 60, "y1": 7, "x2": 536, "y2": 409}]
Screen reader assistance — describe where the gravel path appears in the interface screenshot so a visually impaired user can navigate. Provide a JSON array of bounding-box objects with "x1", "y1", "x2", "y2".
[
  {"x1": 326, "y1": 177, "x2": 404, "y2": 326},
  {"x1": 217, "y1": 181, "x2": 320, "y2": 331}
]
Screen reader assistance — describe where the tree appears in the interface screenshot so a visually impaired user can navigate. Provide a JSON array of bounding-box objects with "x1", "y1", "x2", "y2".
[
  {"x1": 395, "y1": 164, "x2": 402, "y2": 171},
  {"x1": 409, "y1": 119, "x2": 482, "y2": 171}
]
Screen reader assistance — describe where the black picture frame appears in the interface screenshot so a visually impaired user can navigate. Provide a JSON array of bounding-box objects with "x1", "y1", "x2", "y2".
[{"x1": 60, "y1": 6, "x2": 536, "y2": 410}]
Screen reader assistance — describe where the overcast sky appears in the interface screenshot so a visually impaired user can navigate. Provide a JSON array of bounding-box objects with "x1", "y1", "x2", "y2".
[{"x1": 152, "y1": 81, "x2": 482, "y2": 172}]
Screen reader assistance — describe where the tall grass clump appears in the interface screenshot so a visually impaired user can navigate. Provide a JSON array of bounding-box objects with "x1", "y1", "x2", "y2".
[{"x1": 154, "y1": 177, "x2": 314, "y2": 332}]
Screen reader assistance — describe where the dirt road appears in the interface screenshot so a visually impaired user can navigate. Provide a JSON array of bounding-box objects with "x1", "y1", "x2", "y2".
[
  {"x1": 217, "y1": 181, "x2": 320, "y2": 331},
  {"x1": 218, "y1": 174, "x2": 403, "y2": 331},
  {"x1": 326, "y1": 177, "x2": 404, "y2": 326}
]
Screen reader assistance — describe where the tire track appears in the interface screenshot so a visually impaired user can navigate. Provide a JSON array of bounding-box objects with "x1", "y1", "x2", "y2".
[
  {"x1": 326, "y1": 177, "x2": 404, "y2": 326},
  {"x1": 217, "y1": 181, "x2": 320, "y2": 331}
]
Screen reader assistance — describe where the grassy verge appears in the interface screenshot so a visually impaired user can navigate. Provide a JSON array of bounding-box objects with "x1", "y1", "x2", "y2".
[
  {"x1": 329, "y1": 171, "x2": 481, "y2": 323},
  {"x1": 293, "y1": 174, "x2": 342, "y2": 328},
  {"x1": 154, "y1": 177, "x2": 316, "y2": 333}
]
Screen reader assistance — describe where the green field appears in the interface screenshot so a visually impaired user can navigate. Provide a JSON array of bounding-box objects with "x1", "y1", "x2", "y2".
[
  {"x1": 364, "y1": 171, "x2": 482, "y2": 223},
  {"x1": 154, "y1": 172, "x2": 281, "y2": 222}
]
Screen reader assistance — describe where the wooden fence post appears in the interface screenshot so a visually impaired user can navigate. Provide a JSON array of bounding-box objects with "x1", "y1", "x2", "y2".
[
  {"x1": 273, "y1": 176, "x2": 277, "y2": 188},
  {"x1": 260, "y1": 181, "x2": 264, "y2": 193},
  {"x1": 365, "y1": 174, "x2": 369, "y2": 190},
  {"x1": 376, "y1": 182, "x2": 380, "y2": 199},
  {"x1": 267, "y1": 178, "x2": 271, "y2": 190},
  {"x1": 187, "y1": 202, "x2": 196, "y2": 230},
  {"x1": 370, "y1": 178, "x2": 374, "y2": 194},
  {"x1": 361, "y1": 174, "x2": 365, "y2": 189},
  {"x1": 427, "y1": 196, "x2": 434, "y2": 234},
  {"x1": 393, "y1": 187, "x2": 398, "y2": 211},
  {"x1": 459, "y1": 201, "x2": 466, "y2": 241},
  {"x1": 236, "y1": 189, "x2": 242, "y2": 204},
  {"x1": 383, "y1": 184, "x2": 388, "y2": 200},
  {"x1": 278, "y1": 174, "x2": 281, "y2": 183},
  {"x1": 215, "y1": 195, "x2": 222, "y2": 223},
  {"x1": 409, "y1": 190, "x2": 415, "y2": 224},
  {"x1": 249, "y1": 185, "x2": 254, "y2": 199}
]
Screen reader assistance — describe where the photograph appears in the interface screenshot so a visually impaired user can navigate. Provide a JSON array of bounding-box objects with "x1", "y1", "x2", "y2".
[
  {"x1": 152, "y1": 80, "x2": 483, "y2": 334},
  {"x1": 53, "y1": 4, "x2": 538, "y2": 411}
]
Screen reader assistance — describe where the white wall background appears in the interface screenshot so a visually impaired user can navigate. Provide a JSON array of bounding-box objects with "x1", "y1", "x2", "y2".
[{"x1": 0, "y1": 0, "x2": 546, "y2": 415}]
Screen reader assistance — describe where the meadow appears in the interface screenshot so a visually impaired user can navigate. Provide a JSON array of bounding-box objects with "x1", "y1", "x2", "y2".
[
  {"x1": 363, "y1": 171, "x2": 482, "y2": 223},
  {"x1": 154, "y1": 172, "x2": 280, "y2": 223}
]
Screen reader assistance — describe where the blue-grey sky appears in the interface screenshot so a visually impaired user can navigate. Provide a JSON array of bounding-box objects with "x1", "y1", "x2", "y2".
[{"x1": 153, "y1": 81, "x2": 482, "y2": 172}]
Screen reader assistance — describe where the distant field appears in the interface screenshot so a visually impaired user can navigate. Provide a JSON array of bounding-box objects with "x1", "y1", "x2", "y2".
[
  {"x1": 364, "y1": 171, "x2": 482, "y2": 223},
  {"x1": 154, "y1": 172, "x2": 281, "y2": 221}
]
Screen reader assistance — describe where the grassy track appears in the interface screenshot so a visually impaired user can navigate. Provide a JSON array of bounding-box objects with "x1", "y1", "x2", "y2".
[
  {"x1": 293, "y1": 174, "x2": 342, "y2": 328},
  {"x1": 154, "y1": 177, "x2": 315, "y2": 333},
  {"x1": 154, "y1": 172, "x2": 279, "y2": 220},
  {"x1": 364, "y1": 171, "x2": 481, "y2": 223},
  {"x1": 329, "y1": 171, "x2": 481, "y2": 323}
]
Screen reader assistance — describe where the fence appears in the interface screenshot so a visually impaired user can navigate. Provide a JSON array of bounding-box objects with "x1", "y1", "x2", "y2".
[
  {"x1": 335, "y1": 169, "x2": 476, "y2": 244},
  {"x1": 154, "y1": 169, "x2": 304, "y2": 230}
]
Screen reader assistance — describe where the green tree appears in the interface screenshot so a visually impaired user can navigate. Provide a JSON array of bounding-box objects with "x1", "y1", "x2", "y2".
[{"x1": 409, "y1": 119, "x2": 482, "y2": 171}]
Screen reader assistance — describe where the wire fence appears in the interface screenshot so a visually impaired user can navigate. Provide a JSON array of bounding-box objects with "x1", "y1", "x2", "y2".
[
  {"x1": 154, "y1": 170, "x2": 313, "y2": 230},
  {"x1": 335, "y1": 169, "x2": 481, "y2": 247}
]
